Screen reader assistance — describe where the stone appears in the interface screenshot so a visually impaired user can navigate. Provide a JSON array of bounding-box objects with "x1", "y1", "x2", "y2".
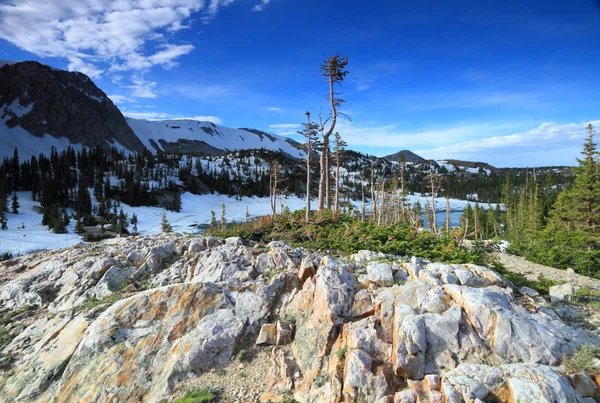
[
  {"x1": 276, "y1": 321, "x2": 293, "y2": 345},
  {"x1": 351, "y1": 289, "x2": 374, "y2": 318},
  {"x1": 424, "y1": 374, "x2": 441, "y2": 391},
  {"x1": 520, "y1": 286, "x2": 539, "y2": 297},
  {"x1": 256, "y1": 323, "x2": 278, "y2": 345},
  {"x1": 568, "y1": 373, "x2": 599, "y2": 398},
  {"x1": 394, "y1": 389, "x2": 417, "y2": 403},
  {"x1": 550, "y1": 283, "x2": 575, "y2": 302},
  {"x1": 298, "y1": 256, "x2": 318, "y2": 284},
  {"x1": 50, "y1": 282, "x2": 243, "y2": 403},
  {"x1": 366, "y1": 261, "x2": 394, "y2": 287},
  {"x1": 259, "y1": 392, "x2": 284, "y2": 402}
]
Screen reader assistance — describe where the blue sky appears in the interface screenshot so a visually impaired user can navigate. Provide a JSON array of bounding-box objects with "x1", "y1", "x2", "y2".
[{"x1": 1, "y1": 0, "x2": 600, "y2": 167}]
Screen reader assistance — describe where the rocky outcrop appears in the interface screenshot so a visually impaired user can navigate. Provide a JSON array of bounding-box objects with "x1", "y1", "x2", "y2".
[
  {"x1": 1, "y1": 236, "x2": 599, "y2": 402},
  {"x1": 0, "y1": 61, "x2": 145, "y2": 152}
]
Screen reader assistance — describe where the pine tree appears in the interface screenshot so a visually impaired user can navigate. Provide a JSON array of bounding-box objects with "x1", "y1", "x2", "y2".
[
  {"x1": 0, "y1": 192, "x2": 7, "y2": 230},
  {"x1": 317, "y1": 53, "x2": 349, "y2": 211},
  {"x1": 210, "y1": 210, "x2": 218, "y2": 231},
  {"x1": 75, "y1": 216, "x2": 85, "y2": 234},
  {"x1": 161, "y1": 210, "x2": 172, "y2": 233},
  {"x1": 130, "y1": 213, "x2": 138, "y2": 233},
  {"x1": 11, "y1": 191, "x2": 19, "y2": 214}
]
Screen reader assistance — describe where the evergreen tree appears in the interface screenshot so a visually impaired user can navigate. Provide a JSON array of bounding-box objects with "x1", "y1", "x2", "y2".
[
  {"x1": 130, "y1": 213, "x2": 138, "y2": 233},
  {"x1": 161, "y1": 210, "x2": 172, "y2": 233},
  {"x1": 11, "y1": 191, "x2": 19, "y2": 214},
  {"x1": 117, "y1": 208, "x2": 129, "y2": 235},
  {"x1": 75, "y1": 216, "x2": 85, "y2": 234},
  {"x1": 0, "y1": 192, "x2": 7, "y2": 230},
  {"x1": 210, "y1": 210, "x2": 218, "y2": 231}
]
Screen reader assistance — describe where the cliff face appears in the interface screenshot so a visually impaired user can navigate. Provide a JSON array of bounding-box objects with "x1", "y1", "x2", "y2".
[
  {"x1": 0, "y1": 235, "x2": 599, "y2": 402},
  {"x1": 0, "y1": 61, "x2": 145, "y2": 152}
]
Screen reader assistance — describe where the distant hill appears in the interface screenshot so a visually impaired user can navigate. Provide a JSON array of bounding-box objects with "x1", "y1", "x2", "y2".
[{"x1": 383, "y1": 150, "x2": 426, "y2": 163}]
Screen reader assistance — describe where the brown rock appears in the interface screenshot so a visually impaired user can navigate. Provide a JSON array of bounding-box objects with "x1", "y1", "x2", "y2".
[
  {"x1": 259, "y1": 392, "x2": 284, "y2": 402},
  {"x1": 424, "y1": 374, "x2": 441, "y2": 391},
  {"x1": 256, "y1": 323, "x2": 278, "y2": 345},
  {"x1": 276, "y1": 321, "x2": 293, "y2": 345},
  {"x1": 351, "y1": 289, "x2": 374, "y2": 318}
]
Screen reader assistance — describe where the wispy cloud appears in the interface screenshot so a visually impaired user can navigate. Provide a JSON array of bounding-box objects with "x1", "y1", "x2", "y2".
[
  {"x1": 414, "y1": 120, "x2": 600, "y2": 166},
  {"x1": 253, "y1": 0, "x2": 272, "y2": 12},
  {"x1": 126, "y1": 75, "x2": 157, "y2": 99},
  {"x1": 269, "y1": 123, "x2": 302, "y2": 135},
  {"x1": 107, "y1": 94, "x2": 134, "y2": 104},
  {"x1": 265, "y1": 106, "x2": 283, "y2": 112},
  {"x1": 123, "y1": 110, "x2": 223, "y2": 124}
]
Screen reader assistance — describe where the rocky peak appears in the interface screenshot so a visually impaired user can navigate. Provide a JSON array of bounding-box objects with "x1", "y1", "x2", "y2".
[
  {"x1": 0, "y1": 235, "x2": 598, "y2": 402},
  {"x1": 0, "y1": 61, "x2": 145, "y2": 153}
]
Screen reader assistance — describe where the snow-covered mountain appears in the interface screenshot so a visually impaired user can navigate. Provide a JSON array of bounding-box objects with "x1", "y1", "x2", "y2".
[
  {"x1": 0, "y1": 60, "x2": 304, "y2": 160},
  {"x1": 126, "y1": 118, "x2": 304, "y2": 158}
]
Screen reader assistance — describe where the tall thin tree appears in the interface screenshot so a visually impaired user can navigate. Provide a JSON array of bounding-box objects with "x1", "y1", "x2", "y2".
[{"x1": 317, "y1": 53, "x2": 349, "y2": 211}]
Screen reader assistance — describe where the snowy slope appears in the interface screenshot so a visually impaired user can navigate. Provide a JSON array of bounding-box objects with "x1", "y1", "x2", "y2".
[
  {"x1": 126, "y1": 118, "x2": 305, "y2": 158},
  {"x1": 0, "y1": 114, "x2": 83, "y2": 160}
]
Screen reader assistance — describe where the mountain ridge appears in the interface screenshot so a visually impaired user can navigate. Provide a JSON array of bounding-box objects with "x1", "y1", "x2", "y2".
[{"x1": 0, "y1": 61, "x2": 304, "y2": 160}]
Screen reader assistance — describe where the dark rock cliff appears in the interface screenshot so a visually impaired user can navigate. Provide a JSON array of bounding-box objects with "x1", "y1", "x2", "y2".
[{"x1": 0, "y1": 61, "x2": 145, "y2": 152}]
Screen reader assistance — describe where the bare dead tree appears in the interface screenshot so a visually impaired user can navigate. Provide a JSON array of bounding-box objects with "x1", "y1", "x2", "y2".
[
  {"x1": 445, "y1": 196, "x2": 451, "y2": 233},
  {"x1": 370, "y1": 159, "x2": 377, "y2": 220},
  {"x1": 425, "y1": 169, "x2": 443, "y2": 234},
  {"x1": 270, "y1": 161, "x2": 279, "y2": 218},
  {"x1": 333, "y1": 132, "x2": 347, "y2": 215},
  {"x1": 317, "y1": 53, "x2": 349, "y2": 211},
  {"x1": 361, "y1": 185, "x2": 366, "y2": 222},
  {"x1": 298, "y1": 111, "x2": 319, "y2": 222}
]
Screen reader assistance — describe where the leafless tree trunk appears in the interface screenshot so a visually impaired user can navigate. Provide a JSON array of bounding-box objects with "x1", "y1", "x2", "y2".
[
  {"x1": 270, "y1": 161, "x2": 279, "y2": 218},
  {"x1": 361, "y1": 186, "x2": 365, "y2": 222},
  {"x1": 370, "y1": 160, "x2": 377, "y2": 220},
  {"x1": 445, "y1": 197, "x2": 451, "y2": 233}
]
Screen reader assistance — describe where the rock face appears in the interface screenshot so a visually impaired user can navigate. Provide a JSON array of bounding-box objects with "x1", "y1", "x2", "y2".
[
  {"x1": 0, "y1": 61, "x2": 145, "y2": 153},
  {"x1": 1, "y1": 238, "x2": 599, "y2": 403}
]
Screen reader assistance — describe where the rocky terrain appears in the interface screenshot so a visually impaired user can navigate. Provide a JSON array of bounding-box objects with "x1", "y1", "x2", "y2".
[{"x1": 0, "y1": 234, "x2": 599, "y2": 402}]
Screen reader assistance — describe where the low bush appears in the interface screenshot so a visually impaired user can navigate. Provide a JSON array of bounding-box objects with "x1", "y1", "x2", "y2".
[{"x1": 211, "y1": 211, "x2": 486, "y2": 265}]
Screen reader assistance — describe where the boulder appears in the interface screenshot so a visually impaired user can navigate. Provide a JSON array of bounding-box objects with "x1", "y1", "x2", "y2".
[
  {"x1": 550, "y1": 283, "x2": 575, "y2": 302},
  {"x1": 366, "y1": 261, "x2": 394, "y2": 287}
]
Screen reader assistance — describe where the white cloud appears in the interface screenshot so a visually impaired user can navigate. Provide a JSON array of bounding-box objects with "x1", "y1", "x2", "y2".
[
  {"x1": 252, "y1": 0, "x2": 272, "y2": 11},
  {"x1": 67, "y1": 56, "x2": 103, "y2": 79},
  {"x1": 0, "y1": 0, "x2": 238, "y2": 78},
  {"x1": 123, "y1": 111, "x2": 171, "y2": 120},
  {"x1": 123, "y1": 110, "x2": 222, "y2": 124},
  {"x1": 269, "y1": 123, "x2": 301, "y2": 129},
  {"x1": 266, "y1": 106, "x2": 283, "y2": 112},
  {"x1": 126, "y1": 75, "x2": 157, "y2": 98},
  {"x1": 174, "y1": 115, "x2": 223, "y2": 124},
  {"x1": 414, "y1": 120, "x2": 600, "y2": 166},
  {"x1": 107, "y1": 94, "x2": 133, "y2": 104},
  {"x1": 269, "y1": 123, "x2": 302, "y2": 135}
]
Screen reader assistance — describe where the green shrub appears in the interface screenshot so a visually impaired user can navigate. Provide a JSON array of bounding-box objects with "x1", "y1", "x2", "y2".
[
  {"x1": 175, "y1": 386, "x2": 221, "y2": 403},
  {"x1": 489, "y1": 261, "x2": 558, "y2": 295},
  {"x1": 211, "y1": 212, "x2": 485, "y2": 265},
  {"x1": 336, "y1": 345, "x2": 348, "y2": 360},
  {"x1": 563, "y1": 344, "x2": 598, "y2": 373}
]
